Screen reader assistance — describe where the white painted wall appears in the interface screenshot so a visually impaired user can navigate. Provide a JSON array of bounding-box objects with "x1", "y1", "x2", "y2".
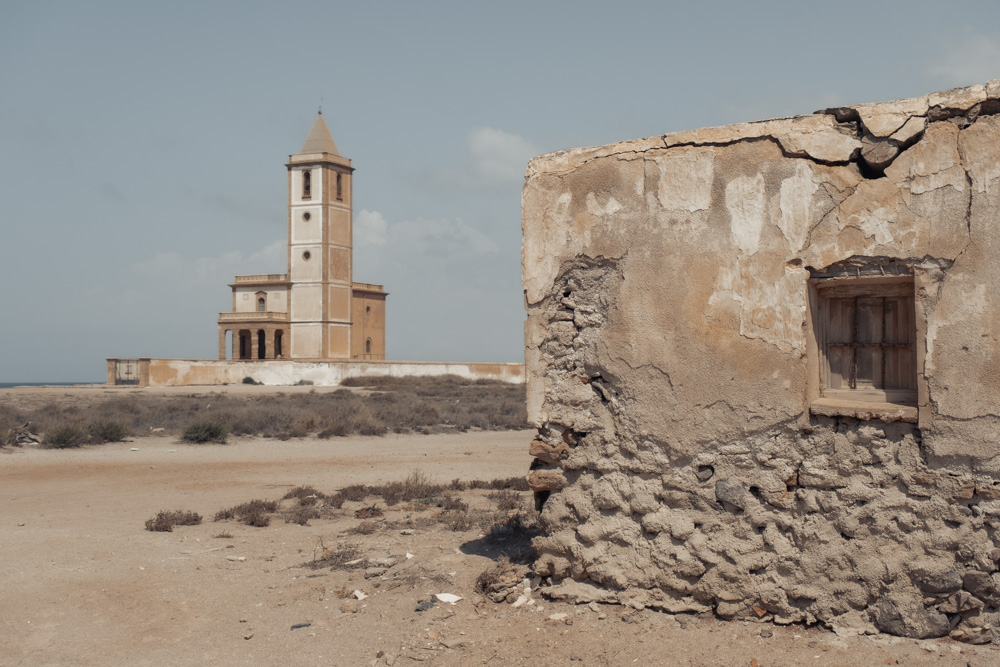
[
  {"x1": 289, "y1": 247, "x2": 322, "y2": 282},
  {"x1": 234, "y1": 287, "x2": 289, "y2": 313},
  {"x1": 291, "y1": 206, "x2": 322, "y2": 244},
  {"x1": 291, "y1": 284, "x2": 322, "y2": 321},
  {"x1": 291, "y1": 323, "x2": 322, "y2": 358},
  {"x1": 139, "y1": 358, "x2": 526, "y2": 387}
]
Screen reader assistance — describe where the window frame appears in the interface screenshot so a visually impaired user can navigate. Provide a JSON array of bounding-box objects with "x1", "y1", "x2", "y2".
[{"x1": 807, "y1": 273, "x2": 920, "y2": 422}]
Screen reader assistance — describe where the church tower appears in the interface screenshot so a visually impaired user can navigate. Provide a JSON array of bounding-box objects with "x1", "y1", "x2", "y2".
[
  {"x1": 218, "y1": 112, "x2": 386, "y2": 362},
  {"x1": 286, "y1": 111, "x2": 355, "y2": 359}
]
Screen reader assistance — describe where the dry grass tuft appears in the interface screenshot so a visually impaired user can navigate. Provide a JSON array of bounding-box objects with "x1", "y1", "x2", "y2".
[
  {"x1": 215, "y1": 499, "x2": 279, "y2": 527},
  {"x1": 354, "y1": 505, "x2": 384, "y2": 520},
  {"x1": 311, "y1": 541, "x2": 364, "y2": 570},
  {"x1": 145, "y1": 510, "x2": 203, "y2": 532}
]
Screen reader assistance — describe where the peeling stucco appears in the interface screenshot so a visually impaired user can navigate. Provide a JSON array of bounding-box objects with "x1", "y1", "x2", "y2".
[{"x1": 521, "y1": 81, "x2": 1000, "y2": 643}]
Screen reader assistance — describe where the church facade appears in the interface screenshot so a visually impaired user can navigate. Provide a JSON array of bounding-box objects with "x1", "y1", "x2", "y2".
[{"x1": 217, "y1": 113, "x2": 387, "y2": 362}]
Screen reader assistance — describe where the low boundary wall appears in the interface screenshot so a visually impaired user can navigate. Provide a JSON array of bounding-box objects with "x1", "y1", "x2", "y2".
[{"x1": 106, "y1": 358, "x2": 524, "y2": 387}]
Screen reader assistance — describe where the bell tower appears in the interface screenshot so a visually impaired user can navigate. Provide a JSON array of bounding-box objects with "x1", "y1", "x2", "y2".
[{"x1": 286, "y1": 111, "x2": 354, "y2": 359}]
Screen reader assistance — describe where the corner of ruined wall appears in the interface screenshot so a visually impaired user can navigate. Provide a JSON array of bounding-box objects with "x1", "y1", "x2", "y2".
[{"x1": 521, "y1": 80, "x2": 1000, "y2": 640}]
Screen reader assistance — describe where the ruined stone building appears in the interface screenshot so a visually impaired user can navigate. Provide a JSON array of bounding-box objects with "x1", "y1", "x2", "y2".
[
  {"x1": 217, "y1": 113, "x2": 387, "y2": 361},
  {"x1": 522, "y1": 81, "x2": 1000, "y2": 642}
]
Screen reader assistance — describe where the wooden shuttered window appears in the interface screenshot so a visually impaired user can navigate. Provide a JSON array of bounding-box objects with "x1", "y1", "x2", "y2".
[{"x1": 816, "y1": 279, "x2": 917, "y2": 406}]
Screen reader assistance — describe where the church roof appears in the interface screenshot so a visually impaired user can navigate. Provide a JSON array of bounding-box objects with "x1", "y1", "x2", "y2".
[{"x1": 299, "y1": 112, "x2": 340, "y2": 155}]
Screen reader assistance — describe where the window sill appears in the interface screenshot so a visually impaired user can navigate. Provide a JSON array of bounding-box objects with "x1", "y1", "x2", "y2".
[{"x1": 810, "y1": 396, "x2": 917, "y2": 423}]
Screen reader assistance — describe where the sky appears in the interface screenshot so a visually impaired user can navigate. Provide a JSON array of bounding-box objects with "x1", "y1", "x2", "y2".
[{"x1": 1, "y1": 1, "x2": 999, "y2": 382}]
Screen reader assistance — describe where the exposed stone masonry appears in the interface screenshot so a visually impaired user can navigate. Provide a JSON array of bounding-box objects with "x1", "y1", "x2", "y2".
[{"x1": 521, "y1": 81, "x2": 1000, "y2": 642}]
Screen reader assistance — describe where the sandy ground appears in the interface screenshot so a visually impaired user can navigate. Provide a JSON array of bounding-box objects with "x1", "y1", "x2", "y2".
[{"x1": 2, "y1": 388, "x2": 999, "y2": 665}]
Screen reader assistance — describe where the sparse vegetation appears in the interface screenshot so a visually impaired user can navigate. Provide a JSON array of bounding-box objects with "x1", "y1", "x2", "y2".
[
  {"x1": 145, "y1": 510, "x2": 203, "y2": 532},
  {"x1": 88, "y1": 418, "x2": 130, "y2": 443},
  {"x1": 311, "y1": 541, "x2": 364, "y2": 570},
  {"x1": 182, "y1": 420, "x2": 229, "y2": 444},
  {"x1": 214, "y1": 499, "x2": 279, "y2": 527},
  {"x1": 241, "y1": 376, "x2": 260, "y2": 385},
  {"x1": 1, "y1": 376, "x2": 526, "y2": 444},
  {"x1": 43, "y1": 424, "x2": 90, "y2": 448}
]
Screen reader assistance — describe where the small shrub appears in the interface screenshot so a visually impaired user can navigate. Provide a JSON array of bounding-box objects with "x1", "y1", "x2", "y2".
[
  {"x1": 182, "y1": 420, "x2": 229, "y2": 444},
  {"x1": 146, "y1": 512, "x2": 174, "y2": 532},
  {"x1": 488, "y1": 489, "x2": 522, "y2": 511},
  {"x1": 318, "y1": 424, "x2": 347, "y2": 438},
  {"x1": 354, "y1": 504, "x2": 383, "y2": 519},
  {"x1": 326, "y1": 493, "x2": 345, "y2": 509},
  {"x1": 351, "y1": 520, "x2": 378, "y2": 534},
  {"x1": 447, "y1": 512, "x2": 476, "y2": 531},
  {"x1": 215, "y1": 499, "x2": 278, "y2": 527},
  {"x1": 214, "y1": 531, "x2": 233, "y2": 539},
  {"x1": 145, "y1": 509, "x2": 202, "y2": 532},
  {"x1": 285, "y1": 507, "x2": 319, "y2": 526},
  {"x1": 43, "y1": 424, "x2": 90, "y2": 448},
  {"x1": 441, "y1": 495, "x2": 469, "y2": 512},
  {"x1": 294, "y1": 379, "x2": 314, "y2": 386},
  {"x1": 340, "y1": 484, "x2": 369, "y2": 502},
  {"x1": 241, "y1": 377, "x2": 260, "y2": 385},
  {"x1": 242, "y1": 507, "x2": 270, "y2": 527},
  {"x1": 89, "y1": 419, "x2": 130, "y2": 443}
]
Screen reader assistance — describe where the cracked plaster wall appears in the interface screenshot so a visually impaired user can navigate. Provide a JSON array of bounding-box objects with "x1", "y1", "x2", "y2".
[{"x1": 521, "y1": 81, "x2": 1000, "y2": 641}]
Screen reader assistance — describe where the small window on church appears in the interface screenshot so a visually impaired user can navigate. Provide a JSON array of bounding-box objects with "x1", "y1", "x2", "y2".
[
  {"x1": 336, "y1": 173, "x2": 343, "y2": 201},
  {"x1": 365, "y1": 338, "x2": 372, "y2": 354},
  {"x1": 303, "y1": 171, "x2": 311, "y2": 199},
  {"x1": 257, "y1": 297, "x2": 266, "y2": 312}
]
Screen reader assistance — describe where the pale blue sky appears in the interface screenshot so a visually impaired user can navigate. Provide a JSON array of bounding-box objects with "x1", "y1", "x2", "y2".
[{"x1": 1, "y1": 1, "x2": 998, "y2": 381}]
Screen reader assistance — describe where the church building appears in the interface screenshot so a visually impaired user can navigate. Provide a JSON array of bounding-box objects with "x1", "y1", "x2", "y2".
[{"x1": 217, "y1": 113, "x2": 387, "y2": 361}]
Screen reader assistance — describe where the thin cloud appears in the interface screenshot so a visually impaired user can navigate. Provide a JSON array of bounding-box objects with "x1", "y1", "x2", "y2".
[
  {"x1": 468, "y1": 126, "x2": 539, "y2": 184},
  {"x1": 132, "y1": 240, "x2": 285, "y2": 290},
  {"x1": 356, "y1": 209, "x2": 388, "y2": 246}
]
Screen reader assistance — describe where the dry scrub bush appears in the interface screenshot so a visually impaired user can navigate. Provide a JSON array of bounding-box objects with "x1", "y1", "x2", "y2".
[
  {"x1": 350, "y1": 520, "x2": 378, "y2": 535},
  {"x1": 215, "y1": 499, "x2": 278, "y2": 527},
  {"x1": 488, "y1": 489, "x2": 522, "y2": 511},
  {"x1": 354, "y1": 505, "x2": 384, "y2": 519},
  {"x1": 88, "y1": 419, "x2": 130, "y2": 443},
  {"x1": 311, "y1": 541, "x2": 363, "y2": 570},
  {"x1": 4, "y1": 376, "x2": 525, "y2": 440},
  {"x1": 145, "y1": 510, "x2": 203, "y2": 532},
  {"x1": 182, "y1": 420, "x2": 229, "y2": 444},
  {"x1": 43, "y1": 424, "x2": 90, "y2": 448},
  {"x1": 285, "y1": 507, "x2": 320, "y2": 526}
]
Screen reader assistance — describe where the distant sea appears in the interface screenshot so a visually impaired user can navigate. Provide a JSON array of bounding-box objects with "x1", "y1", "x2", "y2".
[{"x1": 0, "y1": 382, "x2": 102, "y2": 389}]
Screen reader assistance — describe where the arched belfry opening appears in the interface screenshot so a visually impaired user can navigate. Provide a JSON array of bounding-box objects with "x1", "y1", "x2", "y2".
[{"x1": 302, "y1": 170, "x2": 311, "y2": 199}]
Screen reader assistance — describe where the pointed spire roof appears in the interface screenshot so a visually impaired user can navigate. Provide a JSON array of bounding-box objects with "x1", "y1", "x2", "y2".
[{"x1": 299, "y1": 111, "x2": 340, "y2": 155}]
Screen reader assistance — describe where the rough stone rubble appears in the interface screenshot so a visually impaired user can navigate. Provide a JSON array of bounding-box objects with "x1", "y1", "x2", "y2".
[{"x1": 521, "y1": 81, "x2": 1000, "y2": 642}]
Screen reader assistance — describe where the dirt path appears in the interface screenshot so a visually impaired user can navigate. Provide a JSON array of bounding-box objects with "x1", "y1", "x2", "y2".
[{"x1": 2, "y1": 431, "x2": 998, "y2": 666}]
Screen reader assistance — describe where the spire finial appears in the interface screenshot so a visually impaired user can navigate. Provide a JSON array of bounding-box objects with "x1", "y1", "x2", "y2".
[{"x1": 319, "y1": 94, "x2": 323, "y2": 115}]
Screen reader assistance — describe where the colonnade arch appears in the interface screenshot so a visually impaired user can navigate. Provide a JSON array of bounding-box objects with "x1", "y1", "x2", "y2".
[{"x1": 217, "y1": 326, "x2": 287, "y2": 360}]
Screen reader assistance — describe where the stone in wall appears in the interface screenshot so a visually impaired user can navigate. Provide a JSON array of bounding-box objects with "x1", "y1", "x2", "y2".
[{"x1": 521, "y1": 81, "x2": 1000, "y2": 641}]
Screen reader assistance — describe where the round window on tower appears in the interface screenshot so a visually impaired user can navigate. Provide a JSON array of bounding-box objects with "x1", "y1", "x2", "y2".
[
  {"x1": 302, "y1": 251, "x2": 311, "y2": 261},
  {"x1": 302, "y1": 212, "x2": 311, "y2": 221}
]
